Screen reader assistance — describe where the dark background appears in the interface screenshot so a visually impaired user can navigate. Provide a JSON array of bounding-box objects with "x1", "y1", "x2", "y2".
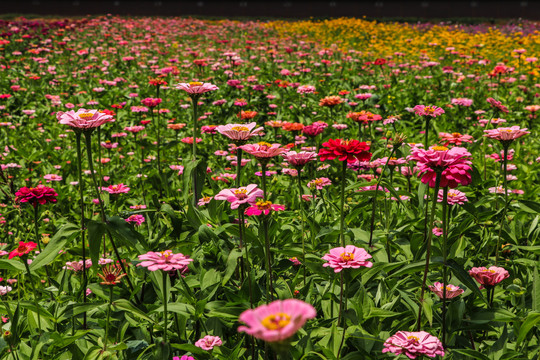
[{"x1": 0, "y1": 0, "x2": 538, "y2": 20}]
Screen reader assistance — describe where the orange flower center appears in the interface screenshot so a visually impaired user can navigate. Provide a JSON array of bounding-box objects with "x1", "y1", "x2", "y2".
[
  {"x1": 189, "y1": 82, "x2": 203, "y2": 86},
  {"x1": 232, "y1": 126, "x2": 249, "y2": 132},
  {"x1": 341, "y1": 252, "x2": 354, "y2": 261},
  {"x1": 424, "y1": 107, "x2": 436, "y2": 113},
  {"x1": 256, "y1": 199, "x2": 273, "y2": 210},
  {"x1": 407, "y1": 335, "x2": 420, "y2": 343},
  {"x1": 432, "y1": 146, "x2": 448, "y2": 151},
  {"x1": 78, "y1": 112, "x2": 94, "y2": 120},
  {"x1": 257, "y1": 141, "x2": 272, "y2": 147},
  {"x1": 261, "y1": 312, "x2": 291, "y2": 330},
  {"x1": 452, "y1": 132, "x2": 462, "y2": 137},
  {"x1": 160, "y1": 250, "x2": 171, "y2": 258}
]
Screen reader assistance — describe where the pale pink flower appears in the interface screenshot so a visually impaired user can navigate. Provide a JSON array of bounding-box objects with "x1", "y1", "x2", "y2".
[
  {"x1": 175, "y1": 82, "x2": 219, "y2": 95},
  {"x1": 57, "y1": 108, "x2": 114, "y2": 131},
  {"x1": 0, "y1": 286, "x2": 12, "y2": 296},
  {"x1": 451, "y1": 98, "x2": 473, "y2": 106},
  {"x1": 126, "y1": 214, "x2": 145, "y2": 226},
  {"x1": 195, "y1": 335, "x2": 222, "y2": 351},
  {"x1": 43, "y1": 174, "x2": 63, "y2": 182},
  {"x1": 214, "y1": 184, "x2": 263, "y2": 209},
  {"x1": 238, "y1": 299, "x2": 316, "y2": 342},
  {"x1": 216, "y1": 122, "x2": 263, "y2": 143},
  {"x1": 429, "y1": 282, "x2": 464, "y2": 299},
  {"x1": 439, "y1": 132, "x2": 474, "y2": 146},
  {"x1": 197, "y1": 196, "x2": 213, "y2": 207},
  {"x1": 240, "y1": 142, "x2": 288, "y2": 159},
  {"x1": 102, "y1": 183, "x2": 130, "y2": 194},
  {"x1": 469, "y1": 266, "x2": 509, "y2": 288},
  {"x1": 383, "y1": 331, "x2": 445, "y2": 359},
  {"x1": 137, "y1": 250, "x2": 193, "y2": 272},
  {"x1": 484, "y1": 126, "x2": 530, "y2": 143},
  {"x1": 307, "y1": 177, "x2": 332, "y2": 190},
  {"x1": 282, "y1": 151, "x2": 317, "y2": 168},
  {"x1": 438, "y1": 189, "x2": 468, "y2": 205},
  {"x1": 322, "y1": 245, "x2": 373, "y2": 273},
  {"x1": 63, "y1": 259, "x2": 92, "y2": 271}
]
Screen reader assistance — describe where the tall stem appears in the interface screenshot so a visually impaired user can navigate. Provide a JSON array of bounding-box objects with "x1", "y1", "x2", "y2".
[
  {"x1": 296, "y1": 173, "x2": 306, "y2": 284},
  {"x1": 339, "y1": 161, "x2": 347, "y2": 247},
  {"x1": 191, "y1": 98, "x2": 200, "y2": 206},
  {"x1": 104, "y1": 285, "x2": 113, "y2": 352},
  {"x1": 263, "y1": 217, "x2": 273, "y2": 303},
  {"x1": 155, "y1": 106, "x2": 162, "y2": 187},
  {"x1": 496, "y1": 144, "x2": 509, "y2": 265},
  {"x1": 162, "y1": 271, "x2": 168, "y2": 343},
  {"x1": 33, "y1": 206, "x2": 52, "y2": 288},
  {"x1": 75, "y1": 132, "x2": 88, "y2": 328},
  {"x1": 424, "y1": 116, "x2": 430, "y2": 149},
  {"x1": 236, "y1": 148, "x2": 243, "y2": 187},
  {"x1": 261, "y1": 162, "x2": 268, "y2": 200},
  {"x1": 441, "y1": 187, "x2": 449, "y2": 347},
  {"x1": 23, "y1": 260, "x2": 42, "y2": 336},
  {"x1": 417, "y1": 171, "x2": 442, "y2": 331}
]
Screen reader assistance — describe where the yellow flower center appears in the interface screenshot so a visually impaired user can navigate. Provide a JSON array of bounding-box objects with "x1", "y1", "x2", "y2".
[
  {"x1": 446, "y1": 286, "x2": 453, "y2": 291},
  {"x1": 78, "y1": 112, "x2": 94, "y2": 120},
  {"x1": 256, "y1": 199, "x2": 273, "y2": 210},
  {"x1": 390, "y1": 157, "x2": 397, "y2": 160},
  {"x1": 234, "y1": 189, "x2": 248, "y2": 195},
  {"x1": 261, "y1": 312, "x2": 291, "y2": 330},
  {"x1": 341, "y1": 252, "x2": 354, "y2": 261},
  {"x1": 432, "y1": 146, "x2": 448, "y2": 151},
  {"x1": 503, "y1": 129, "x2": 513, "y2": 133},
  {"x1": 407, "y1": 335, "x2": 419, "y2": 342},
  {"x1": 160, "y1": 250, "x2": 171, "y2": 258},
  {"x1": 202, "y1": 196, "x2": 211, "y2": 201},
  {"x1": 232, "y1": 126, "x2": 249, "y2": 132},
  {"x1": 189, "y1": 82, "x2": 203, "y2": 86},
  {"x1": 452, "y1": 132, "x2": 462, "y2": 137},
  {"x1": 257, "y1": 141, "x2": 272, "y2": 147},
  {"x1": 425, "y1": 107, "x2": 435, "y2": 113}
]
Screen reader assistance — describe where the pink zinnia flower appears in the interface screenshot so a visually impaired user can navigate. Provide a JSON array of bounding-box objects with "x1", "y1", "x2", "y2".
[
  {"x1": 429, "y1": 282, "x2": 464, "y2": 299},
  {"x1": 141, "y1": 97, "x2": 162, "y2": 108},
  {"x1": 197, "y1": 196, "x2": 213, "y2": 207},
  {"x1": 214, "y1": 184, "x2": 263, "y2": 209},
  {"x1": 413, "y1": 105, "x2": 445, "y2": 117},
  {"x1": 307, "y1": 177, "x2": 332, "y2": 190},
  {"x1": 282, "y1": 151, "x2": 317, "y2": 168},
  {"x1": 451, "y1": 98, "x2": 473, "y2": 106},
  {"x1": 439, "y1": 132, "x2": 474, "y2": 146},
  {"x1": 175, "y1": 82, "x2": 219, "y2": 95},
  {"x1": 57, "y1": 108, "x2": 114, "y2": 131},
  {"x1": 102, "y1": 183, "x2": 130, "y2": 194},
  {"x1": 43, "y1": 174, "x2": 63, "y2": 182},
  {"x1": 486, "y1": 97, "x2": 509, "y2": 113},
  {"x1": 8, "y1": 241, "x2": 37, "y2": 259},
  {"x1": 216, "y1": 122, "x2": 263, "y2": 143},
  {"x1": 240, "y1": 142, "x2": 288, "y2": 160},
  {"x1": 469, "y1": 266, "x2": 509, "y2": 288},
  {"x1": 383, "y1": 331, "x2": 445, "y2": 359},
  {"x1": 173, "y1": 356, "x2": 194, "y2": 360},
  {"x1": 409, "y1": 145, "x2": 472, "y2": 188},
  {"x1": 244, "y1": 199, "x2": 285, "y2": 216},
  {"x1": 238, "y1": 299, "x2": 316, "y2": 342},
  {"x1": 137, "y1": 250, "x2": 193, "y2": 272},
  {"x1": 438, "y1": 189, "x2": 468, "y2": 205},
  {"x1": 484, "y1": 126, "x2": 530, "y2": 143},
  {"x1": 195, "y1": 335, "x2": 222, "y2": 351},
  {"x1": 322, "y1": 245, "x2": 373, "y2": 272},
  {"x1": 125, "y1": 214, "x2": 145, "y2": 226},
  {"x1": 63, "y1": 259, "x2": 92, "y2": 271}
]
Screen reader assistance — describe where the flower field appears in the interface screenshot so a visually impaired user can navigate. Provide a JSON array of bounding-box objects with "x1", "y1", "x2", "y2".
[{"x1": 0, "y1": 15, "x2": 539, "y2": 359}]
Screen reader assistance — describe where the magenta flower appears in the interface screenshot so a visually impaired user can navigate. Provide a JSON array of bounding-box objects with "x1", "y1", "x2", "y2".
[
  {"x1": 429, "y1": 282, "x2": 464, "y2": 299},
  {"x1": 57, "y1": 108, "x2": 114, "y2": 131},
  {"x1": 322, "y1": 245, "x2": 373, "y2": 273},
  {"x1": 409, "y1": 145, "x2": 472, "y2": 188},
  {"x1": 438, "y1": 189, "x2": 468, "y2": 205},
  {"x1": 102, "y1": 183, "x2": 130, "y2": 194},
  {"x1": 175, "y1": 81, "x2": 219, "y2": 95},
  {"x1": 413, "y1": 105, "x2": 445, "y2": 117},
  {"x1": 173, "y1": 356, "x2": 194, "y2": 360},
  {"x1": 216, "y1": 122, "x2": 263, "y2": 143},
  {"x1": 487, "y1": 97, "x2": 509, "y2": 113},
  {"x1": 214, "y1": 184, "x2": 263, "y2": 209},
  {"x1": 15, "y1": 185, "x2": 58, "y2": 207},
  {"x1": 244, "y1": 199, "x2": 285, "y2": 216},
  {"x1": 195, "y1": 335, "x2": 222, "y2": 351},
  {"x1": 484, "y1": 126, "x2": 530, "y2": 143},
  {"x1": 141, "y1": 97, "x2": 162, "y2": 108},
  {"x1": 238, "y1": 299, "x2": 316, "y2": 342},
  {"x1": 240, "y1": 142, "x2": 288, "y2": 160},
  {"x1": 383, "y1": 331, "x2": 445, "y2": 359},
  {"x1": 137, "y1": 250, "x2": 193, "y2": 272},
  {"x1": 469, "y1": 266, "x2": 509, "y2": 288},
  {"x1": 125, "y1": 214, "x2": 145, "y2": 226}
]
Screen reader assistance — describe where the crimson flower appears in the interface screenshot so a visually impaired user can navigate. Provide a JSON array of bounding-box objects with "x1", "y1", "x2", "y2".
[
  {"x1": 15, "y1": 185, "x2": 58, "y2": 207},
  {"x1": 9, "y1": 241, "x2": 37, "y2": 259},
  {"x1": 319, "y1": 139, "x2": 371, "y2": 163}
]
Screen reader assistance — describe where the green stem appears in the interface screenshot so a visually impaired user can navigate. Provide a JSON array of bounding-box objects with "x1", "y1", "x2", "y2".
[
  {"x1": 339, "y1": 161, "x2": 347, "y2": 247},
  {"x1": 263, "y1": 217, "x2": 273, "y2": 303},
  {"x1": 261, "y1": 162, "x2": 268, "y2": 200},
  {"x1": 162, "y1": 271, "x2": 168, "y2": 343},
  {"x1": 23, "y1": 260, "x2": 42, "y2": 336},
  {"x1": 417, "y1": 171, "x2": 442, "y2": 331},
  {"x1": 442, "y1": 187, "x2": 448, "y2": 348},
  {"x1": 296, "y1": 171, "x2": 306, "y2": 284},
  {"x1": 236, "y1": 148, "x2": 243, "y2": 188},
  {"x1": 192, "y1": 97, "x2": 200, "y2": 206},
  {"x1": 104, "y1": 285, "x2": 113, "y2": 351},
  {"x1": 75, "y1": 133, "x2": 88, "y2": 328},
  {"x1": 424, "y1": 116, "x2": 430, "y2": 150},
  {"x1": 496, "y1": 144, "x2": 510, "y2": 265}
]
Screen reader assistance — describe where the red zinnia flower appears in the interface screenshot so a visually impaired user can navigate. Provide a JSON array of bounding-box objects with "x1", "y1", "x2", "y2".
[
  {"x1": 15, "y1": 185, "x2": 58, "y2": 207},
  {"x1": 9, "y1": 241, "x2": 37, "y2": 259},
  {"x1": 319, "y1": 139, "x2": 372, "y2": 163}
]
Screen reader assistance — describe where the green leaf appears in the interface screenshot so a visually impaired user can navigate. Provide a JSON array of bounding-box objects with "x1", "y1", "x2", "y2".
[
  {"x1": 30, "y1": 223, "x2": 80, "y2": 271},
  {"x1": 516, "y1": 311, "x2": 540, "y2": 347},
  {"x1": 453, "y1": 349, "x2": 491, "y2": 360},
  {"x1": 87, "y1": 220, "x2": 106, "y2": 269},
  {"x1": 152, "y1": 303, "x2": 194, "y2": 317},
  {"x1": 447, "y1": 259, "x2": 487, "y2": 304},
  {"x1": 534, "y1": 266, "x2": 540, "y2": 312},
  {"x1": 112, "y1": 299, "x2": 156, "y2": 324},
  {"x1": 222, "y1": 248, "x2": 243, "y2": 286},
  {"x1": 0, "y1": 259, "x2": 26, "y2": 273},
  {"x1": 106, "y1": 216, "x2": 143, "y2": 248}
]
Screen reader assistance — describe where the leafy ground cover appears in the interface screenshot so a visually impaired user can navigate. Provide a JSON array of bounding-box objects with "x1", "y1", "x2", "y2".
[{"x1": 0, "y1": 15, "x2": 538, "y2": 360}]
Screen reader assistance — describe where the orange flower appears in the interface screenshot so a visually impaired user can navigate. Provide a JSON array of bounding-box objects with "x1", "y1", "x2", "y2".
[{"x1": 319, "y1": 96, "x2": 343, "y2": 107}]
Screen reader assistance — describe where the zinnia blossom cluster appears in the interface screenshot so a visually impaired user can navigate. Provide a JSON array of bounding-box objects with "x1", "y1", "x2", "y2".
[
  {"x1": 214, "y1": 184, "x2": 263, "y2": 209},
  {"x1": 383, "y1": 331, "x2": 445, "y2": 359},
  {"x1": 469, "y1": 266, "x2": 509, "y2": 288},
  {"x1": 216, "y1": 122, "x2": 263, "y2": 143},
  {"x1": 137, "y1": 250, "x2": 193, "y2": 272},
  {"x1": 413, "y1": 105, "x2": 445, "y2": 117},
  {"x1": 319, "y1": 139, "x2": 371, "y2": 163},
  {"x1": 9, "y1": 241, "x2": 37, "y2": 259},
  {"x1": 410, "y1": 145, "x2": 472, "y2": 188},
  {"x1": 484, "y1": 126, "x2": 530, "y2": 144},
  {"x1": 322, "y1": 245, "x2": 373, "y2": 272},
  {"x1": 15, "y1": 185, "x2": 58, "y2": 207},
  {"x1": 57, "y1": 108, "x2": 114, "y2": 131},
  {"x1": 429, "y1": 282, "x2": 464, "y2": 299}
]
